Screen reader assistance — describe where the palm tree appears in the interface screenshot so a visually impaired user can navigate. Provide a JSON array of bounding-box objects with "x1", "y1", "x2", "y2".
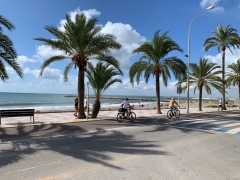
[
  {"x1": 130, "y1": 30, "x2": 186, "y2": 114},
  {"x1": 225, "y1": 59, "x2": 240, "y2": 109},
  {"x1": 35, "y1": 13, "x2": 121, "y2": 119},
  {"x1": 0, "y1": 15, "x2": 23, "y2": 82},
  {"x1": 86, "y1": 61, "x2": 123, "y2": 118},
  {"x1": 177, "y1": 58, "x2": 223, "y2": 111},
  {"x1": 203, "y1": 24, "x2": 240, "y2": 110}
]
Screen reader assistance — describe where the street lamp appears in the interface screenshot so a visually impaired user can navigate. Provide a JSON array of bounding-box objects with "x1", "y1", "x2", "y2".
[
  {"x1": 86, "y1": 82, "x2": 90, "y2": 120},
  {"x1": 186, "y1": 5, "x2": 214, "y2": 113}
]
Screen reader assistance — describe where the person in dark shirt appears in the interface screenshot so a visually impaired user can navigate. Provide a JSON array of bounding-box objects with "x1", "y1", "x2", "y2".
[{"x1": 74, "y1": 98, "x2": 78, "y2": 117}]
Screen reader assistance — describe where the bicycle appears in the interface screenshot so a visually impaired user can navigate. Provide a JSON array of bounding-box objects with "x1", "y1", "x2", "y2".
[
  {"x1": 167, "y1": 106, "x2": 180, "y2": 119},
  {"x1": 117, "y1": 105, "x2": 136, "y2": 123}
]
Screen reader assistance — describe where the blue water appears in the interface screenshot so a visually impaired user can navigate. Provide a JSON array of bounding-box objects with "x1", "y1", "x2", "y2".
[{"x1": 0, "y1": 92, "x2": 186, "y2": 111}]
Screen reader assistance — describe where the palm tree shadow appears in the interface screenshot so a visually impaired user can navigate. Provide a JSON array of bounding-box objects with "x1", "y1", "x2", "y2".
[{"x1": 0, "y1": 126, "x2": 168, "y2": 170}]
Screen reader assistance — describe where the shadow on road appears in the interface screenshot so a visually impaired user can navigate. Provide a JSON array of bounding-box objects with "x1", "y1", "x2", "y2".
[{"x1": 0, "y1": 124, "x2": 168, "y2": 170}]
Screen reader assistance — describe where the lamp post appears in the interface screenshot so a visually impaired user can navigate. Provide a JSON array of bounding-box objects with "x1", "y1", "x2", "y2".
[
  {"x1": 187, "y1": 5, "x2": 214, "y2": 113},
  {"x1": 86, "y1": 82, "x2": 90, "y2": 120}
]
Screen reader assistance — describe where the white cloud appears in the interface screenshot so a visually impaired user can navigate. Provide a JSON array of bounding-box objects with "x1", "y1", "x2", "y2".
[
  {"x1": 33, "y1": 45, "x2": 66, "y2": 62},
  {"x1": 40, "y1": 67, "x2": 63, "y2": 79},
  {"x1": 204, "y1": 48, "x2": 240, "y2": 72},
  {"x1": 58, "y1": 8, "x2": 101, "y2": 31},
  {"x1": 23, "y1": 67, "x2": 40, "y2": 78},
  {"x1": 24, "y1": 67, "x2": 62, "y2": 79},
  {"x1": 17, "y1": 55, "x2": 37, "y2": 67},
  {"x1": 200, "y1": 0, "x2": 220, "y2": 7},
  {"x1": 101, "y1": 22, "x2": 146, "y2": 72},
  {"x1": 6, "y1": 66, "x2": 16, "y2": 75}
]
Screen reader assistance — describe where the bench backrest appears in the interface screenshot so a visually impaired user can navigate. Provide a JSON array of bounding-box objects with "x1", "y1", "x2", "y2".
[{"x1": 0, "y1": 109, "x2": 35, "y2": 117}]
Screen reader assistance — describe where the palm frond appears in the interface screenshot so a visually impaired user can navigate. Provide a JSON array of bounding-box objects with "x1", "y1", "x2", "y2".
[
  {"x1": 63, "y1": 62, "x2": 74, "y2": 82},
  {"x1": 39, "y1": 55, "x2": 68, "y2": 77}
]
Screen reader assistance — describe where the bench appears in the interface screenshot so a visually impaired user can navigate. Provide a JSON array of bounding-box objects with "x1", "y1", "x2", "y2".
[{"x1": 0, "y1": 109, "x2": 35, "y2": 125}]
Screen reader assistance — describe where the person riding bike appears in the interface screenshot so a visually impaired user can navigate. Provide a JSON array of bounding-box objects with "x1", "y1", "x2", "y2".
[
  {"x1": 169, "y1": 97, "x2": 179, "y2": 116},
  {"x1": 121, "y1": 98, "x2": 131, "y2": 119}
]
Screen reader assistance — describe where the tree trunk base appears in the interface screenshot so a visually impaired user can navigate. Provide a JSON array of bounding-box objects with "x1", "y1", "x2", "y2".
[
  {"x1": 77, "y1": 112, "x2": 86, "y2": 119},
  {"x1": 155, "y1": 111, "x2": 162, "y2": 114}
]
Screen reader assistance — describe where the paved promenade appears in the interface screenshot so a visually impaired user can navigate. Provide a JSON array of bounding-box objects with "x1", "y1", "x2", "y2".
[{"x1": 0, "y1": 106, "x2": 239, "y2": 128}]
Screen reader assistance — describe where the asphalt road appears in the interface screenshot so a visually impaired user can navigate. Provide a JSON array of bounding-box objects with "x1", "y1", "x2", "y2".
[{"x1": 0, "y1": 111, "x2": 240, "y2": 180}]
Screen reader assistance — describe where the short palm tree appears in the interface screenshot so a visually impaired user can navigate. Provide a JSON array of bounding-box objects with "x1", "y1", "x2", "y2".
[
  {"x1": 86, "y1": 61, "x2": 123, "y2": 118},
  {"x1": 225, "y1": 59, "x2": 240, "y2": 109},
  {"x1": 35, "y1": 13, "x2": 121, "y2": 119},
  {"x1": 130, "y1": 30, "x2": 186, "y2": 114},
  {"x1": 0, "y1": 15, "x2": 23, "y2": 82},
  {"x1": 178, "y1": 58, "x2": 224, "y2": 111},
  {"x1": 204, "y1": 24, "x2": 240, "y2": 110}
]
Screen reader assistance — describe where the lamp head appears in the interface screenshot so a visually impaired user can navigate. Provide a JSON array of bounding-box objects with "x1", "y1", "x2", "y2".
[{"x1": 206, "y1": 6, "x2": 214, "y2": 10}]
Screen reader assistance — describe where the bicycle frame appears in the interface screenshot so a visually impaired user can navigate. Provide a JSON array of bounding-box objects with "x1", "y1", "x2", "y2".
[
  {"x1": 170, "y1": 106, "x2": 178, "y2": 114},
  {"x1": 167, "y1": 106, "x2": 180, "y2": 119},
  {"x1": 118, "y1": 105, "x2": 134, "y2": 117},
  {"x1": 121, "y1": 107, "x2": 133, "y2": 118},
  {"x1": 117, "y1": 105, "x2": 136, "y2": 123}
]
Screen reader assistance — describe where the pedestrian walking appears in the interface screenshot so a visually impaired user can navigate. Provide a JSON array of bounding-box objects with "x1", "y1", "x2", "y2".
[
  {"x1": 74, "y1": 98, "x2": 78, "y2": 116},
  {"x1": 225, "y1": 99, "x2": 228, "y2": 109},
  {"x1": 218, "y1": 98, "x2": 222, "y2": 111},
  {"x1": 84, "y1": 96, "x2": 90, "y2": 115}
]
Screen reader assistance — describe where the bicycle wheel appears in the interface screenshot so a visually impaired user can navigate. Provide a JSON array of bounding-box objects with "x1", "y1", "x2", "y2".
[
  {"x1": 117, "y1": 113, "x2": 124, "y2": 123},
  {"x1": 175, "y1": 110, "x2": 180, "y2": 118},
  {"x1": 129, "y1": 112, "x2": 136, "y2": 122},
  {"x1": 167, "y1": 110, "x2": 172, "y2": 119}
]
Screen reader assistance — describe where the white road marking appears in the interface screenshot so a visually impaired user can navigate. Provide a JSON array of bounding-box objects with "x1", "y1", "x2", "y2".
[
  {"x1": 226, "y1": 127, "x2": 240, "y2": 134},
  {"x1": 4, "y1": 161, "x2": 62, "y2": 175}
]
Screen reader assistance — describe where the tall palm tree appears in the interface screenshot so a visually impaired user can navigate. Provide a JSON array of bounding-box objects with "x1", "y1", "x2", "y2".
[
  {"x1": 203, "y1": 24, "x2": 240, "y2": 110},
  {"x1": 86, "y1": 61, "x2": 123, "y2": 118},
  {"x1": 130, "y1": 30, "x2": 186, "y2": 114},
  {"x1": 177, "y1": 58, "x2": 223, "y2": 111},
  {"x1": 225, "y1": 59, "x2": 240, "y2": 109},
  {"x1": 35, "y1": 13, "x2": 121, "y2": 119},
  {"x1": 0, "y1": 15, "x2": 23, "y2": 82}
]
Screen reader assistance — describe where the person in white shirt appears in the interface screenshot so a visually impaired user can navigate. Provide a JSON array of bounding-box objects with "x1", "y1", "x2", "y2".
[
  {"x1": 84, "y1": 96, "x2": 90, "y2": 115},
  {"x1": 218, "y1": 98, "x2": 222, "y2": 111},
  {"x1": 121, "y1": 98, "x2": 131, "y2": 119}
]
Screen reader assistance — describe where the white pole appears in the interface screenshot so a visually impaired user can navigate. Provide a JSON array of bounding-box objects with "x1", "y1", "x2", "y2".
[
  {"x1": 87, "y1": 86, "x2": 89, "y2": 118},
  {"x1": 178, "y1": 94, "x2": 180, "y2": 105},
  {"x1": 187, "y1": 5, "x2": 214, "y2": 114},
  {"x1": 86, "y1": 82, "x2": 90, "y2": 120}
]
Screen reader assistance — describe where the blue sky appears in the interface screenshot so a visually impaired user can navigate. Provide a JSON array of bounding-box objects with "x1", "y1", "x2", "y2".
[{"x1": 1, "y1": 0, "x2": 240, "y2": 98}]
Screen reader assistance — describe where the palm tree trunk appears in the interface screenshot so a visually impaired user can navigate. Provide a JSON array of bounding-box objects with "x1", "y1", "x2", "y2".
[
  {"x1": 77, "y1": 67, "x2": 86, "y2": 119},
  {"x1": 91, "y1": 99, "x2": 100, "y2": 118},
  {"x1": 238, "y1": 82, "x2": 240, "y2": 109},
  {"x1": 222, "y1": 49, "x2": 226, "y2": 110},
  {"x1": 155, "y1": 74, "x2": 162, "y2": 114},
  {"x1": 199, "y1": 86, "x2": 203, "y2": 111}
]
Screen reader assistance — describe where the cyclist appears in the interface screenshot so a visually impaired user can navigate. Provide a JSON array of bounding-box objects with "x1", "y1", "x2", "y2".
[
  {"x1": 121, "y1": 98, "x2": 131, "y2": 119},
  {"x1": 169, "y1": 97, "x2": 179, "y2": 116}
]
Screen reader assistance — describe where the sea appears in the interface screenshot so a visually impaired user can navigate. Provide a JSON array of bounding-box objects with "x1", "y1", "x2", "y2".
[{"x1": 0, "y1": 92, "x2": 187, "y2": 111}]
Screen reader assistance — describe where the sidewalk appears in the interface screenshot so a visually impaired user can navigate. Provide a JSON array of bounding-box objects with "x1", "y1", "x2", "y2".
[{"x1": 0, "y1": 107, "x2": 239, "y2": 128}]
